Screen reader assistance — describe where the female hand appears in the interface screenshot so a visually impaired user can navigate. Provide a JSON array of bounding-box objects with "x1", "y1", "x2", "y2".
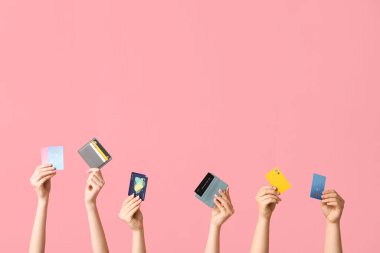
[
  {"x1": 119, "y1": 195, "x2": 144, "y2": 231},
  {"x1": 321, "y1": 189, "x2": 345, "y2": 224},
  {"x1": 85, "y1": 168, "x2": 105, "y2": 205},
  {"x1": 255, "y1": 186, "x2": 281, "y2": 220},
  {"x1": 211, "y1": 188, "x2": 234, "y2": 228},
  {"x1": 30, "y1": 164, "x2": 56, "y2": 200}
]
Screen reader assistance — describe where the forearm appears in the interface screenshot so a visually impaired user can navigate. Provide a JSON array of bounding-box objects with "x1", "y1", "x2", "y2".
[
  {"x1": 86, "y1": 203, "x2": 109, "y2": 253},
  {"x1": 29, "y1": 197, "x2": 49, "y2": 253},
  {"x1": 204, "y1": 224, "x2": 221, "y2": 253},
  {"x1": 250, "y1": 217, "x2": 270, "y2": 253},
  {"x1": 324, "y1": 222, "x2": 342, "y2": 253},
  {"x1": 132, "y1": 228, "x2": 147, "y2": 253}
]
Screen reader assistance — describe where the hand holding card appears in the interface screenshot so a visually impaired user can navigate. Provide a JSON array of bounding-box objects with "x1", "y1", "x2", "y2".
[
  {"x1": 255, "y1": 185, "x2": 281, "y2": 220},
  {"x1": 119, "y1": 195, "x2": 144, "y2": 231},
  {"x1": 321, "y1": 189, "x2": 345, "y2": 223},
  {"x1": 30, "y1": 164, "x2": 57, "y2": 199},
  {"x1": 211, "y1": 188, "x2": 234, "y2": 228},
  {"x1": 85, "y1": 168, "x2": 105, "y2": 205}
]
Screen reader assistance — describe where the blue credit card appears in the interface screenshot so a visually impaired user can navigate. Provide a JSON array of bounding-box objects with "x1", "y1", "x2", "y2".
[
  {"x1": 194, "y1": 173, "x2": 228, "y2": 208},
  {"x1": 41, "y1": 146, "x2": 64, "y2": 170},
  {"x1": 310, "y1": 173, "x2": 326, "y2": 200},
  {"x1": 128, "y1": 172, "x2": 148, "y2": 201}
]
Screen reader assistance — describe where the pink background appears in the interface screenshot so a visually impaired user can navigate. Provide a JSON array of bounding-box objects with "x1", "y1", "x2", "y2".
[{"x1": 1, "y1": 0, "x2": 380, "y2": 252}]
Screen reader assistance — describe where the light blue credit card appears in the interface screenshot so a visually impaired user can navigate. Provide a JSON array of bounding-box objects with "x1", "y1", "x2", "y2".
[
  {"x1": 310, "y1": 173, "x2": 326, "y2": 200},
  {"x1": 195, "y1": 172, "x2": 228, "y2": 208},
  {"x1": 41, "y1": 146, "x2": 64, "y2": 170}
]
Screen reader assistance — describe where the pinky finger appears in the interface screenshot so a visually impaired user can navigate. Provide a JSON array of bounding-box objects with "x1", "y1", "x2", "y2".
[
  {"x1": 37, "y1": 174, "x2": 55, "y2": 186},
  {"x1": 327, "y1": 201, "x2": 338, "y2": 206},
  {"x1": 214, "y1": 197, "x2": 224, "y2": 211},
  {"x1": 263, "y1": 198, "x2": 277, "y2": 205},
  {"x1": 127, "y1": 205, "x2": 140, "y2": 217},
  {"x1": 226, "y1": 188, "x2": 232, "y2": 202}
]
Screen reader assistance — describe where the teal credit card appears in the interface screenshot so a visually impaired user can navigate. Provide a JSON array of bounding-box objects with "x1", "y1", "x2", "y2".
[{"x1": 195, "y1": 172, "x2": 228, "y2": 208}]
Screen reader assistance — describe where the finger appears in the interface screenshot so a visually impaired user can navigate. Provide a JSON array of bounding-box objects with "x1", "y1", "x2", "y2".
[
  {"x1": 118, "y1": 209, "x2": 126, "y2": 219},
  {"x1": 127, "y1": 199, "x2": 142, "y2": 213},
  {"x1": 322, "y1": 192, "x2": 338, "y2": 199},
  {"x1": 121, "y1": 199, "x2": 141, "y2": 214},
  {"x1": 215, "y1": 195, "x2": 230, "y2": 209},
  {"x1": 86, "y1": 175, "x2": 94, "y2": 186},
  {"x1": 261, "y1": 195, "x2": 280, "y2": 201},
  {"x1": 35, "y1": 170, "x2": 56, "y2": 182},
  {"x1": 38, "y1": 166, "x2": 56, "y2": 173},
  {"x1": 214, "y1": 197, "x2": 224, "y2": 211},
  {"x1": 90, "y1": 178, "x2": 102, "y2": 189},
  {"x1": 219, "y1": 189, "x2": 229, "y2": 201},
  {"x1": 89, "y1": 171, "x2": 102, "y2": 182},
  {"x1": 220, "y1": 195, "x2": 234, "y2": 214},
  {"x1": 260, "y1": 185, "x2": 276, "y2": 191},
  {"x1": 92, "y1": 173, "x2": 105, "y2": 185},
  {"x1": 261, "y1": 195, "x2": 281, "y2": 203},
  {"x1": 263, "y1": 198, "x2": 278, "y2": 205},
  {"x1": 119, "y1": 207, "x2": 132, "y2": 220},
  {"x1": 87, "y1": 168, "x2": 100, "y2": 173},
  {"x1": 225, "y1": 187, "x2": 232, "y2": 202},
  {"x1": 92, "y1": 175, "x2": 104, "y2": 187},
  {"x1": 331, "y1": 191, "x2": 343, "y2": 200},
  {"x1": 37, "y1": 174, "x2": 55, "y2": 185},
  {"x1": 322, "y1": 189, "x2": 336, "y2": 195},
  {"x1": 322, "y1": 197, "x2": 340, "y2": 203},
  {"x1": 31, "y1": 168, "x2": 54, "y2": 180},
  {"x1": 125, "y1": 196, "x2": 141, "y2": 209},
  {"x1": 36, "y1": 164, "x2": 53, "y2": 170},
  {"x1": 93, "y1": 170, "x2": 104, "y2": 179},
  {"x1": 92, "y1": 169, "x2": 103, "y2": 178},
  {"x1": 326, "y1": 201, "x2": 338, "y2": 206},
  {"x1": 258, "y1": 188, "x2": 279, "y2": 197},
  {"x1": 31, "y1": 166, "x2": 55, "y2": 178},
  {"x1": 127, "y1": 205, "x2": 141, "y2": 217},
  {"x1": 122, "y1": 195, "x2": 136, "y2": 205}
]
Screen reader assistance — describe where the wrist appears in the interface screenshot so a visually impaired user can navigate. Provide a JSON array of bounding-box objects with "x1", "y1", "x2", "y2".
[
  {"x1": 326, "y1": 219, "x2": 341, "y2": 225},
  {"x1": 38, "y1": 196, "x2": 49, "y2": 205},
  {"x1": 132, "y1": 226, "x2": 145, "y2": 236},
  {"x1": 258, "y1": 214, "x2": 272, "y2": 223},
  {"x1": 258, "y1": 215, "x2": 271, "y2": 224},
  {"x1": 210, "y1": 222, "x2": 222, "y2": 232},
  {"x1": 85, "y1": 200, "x2": 97, "y2": 209}
]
